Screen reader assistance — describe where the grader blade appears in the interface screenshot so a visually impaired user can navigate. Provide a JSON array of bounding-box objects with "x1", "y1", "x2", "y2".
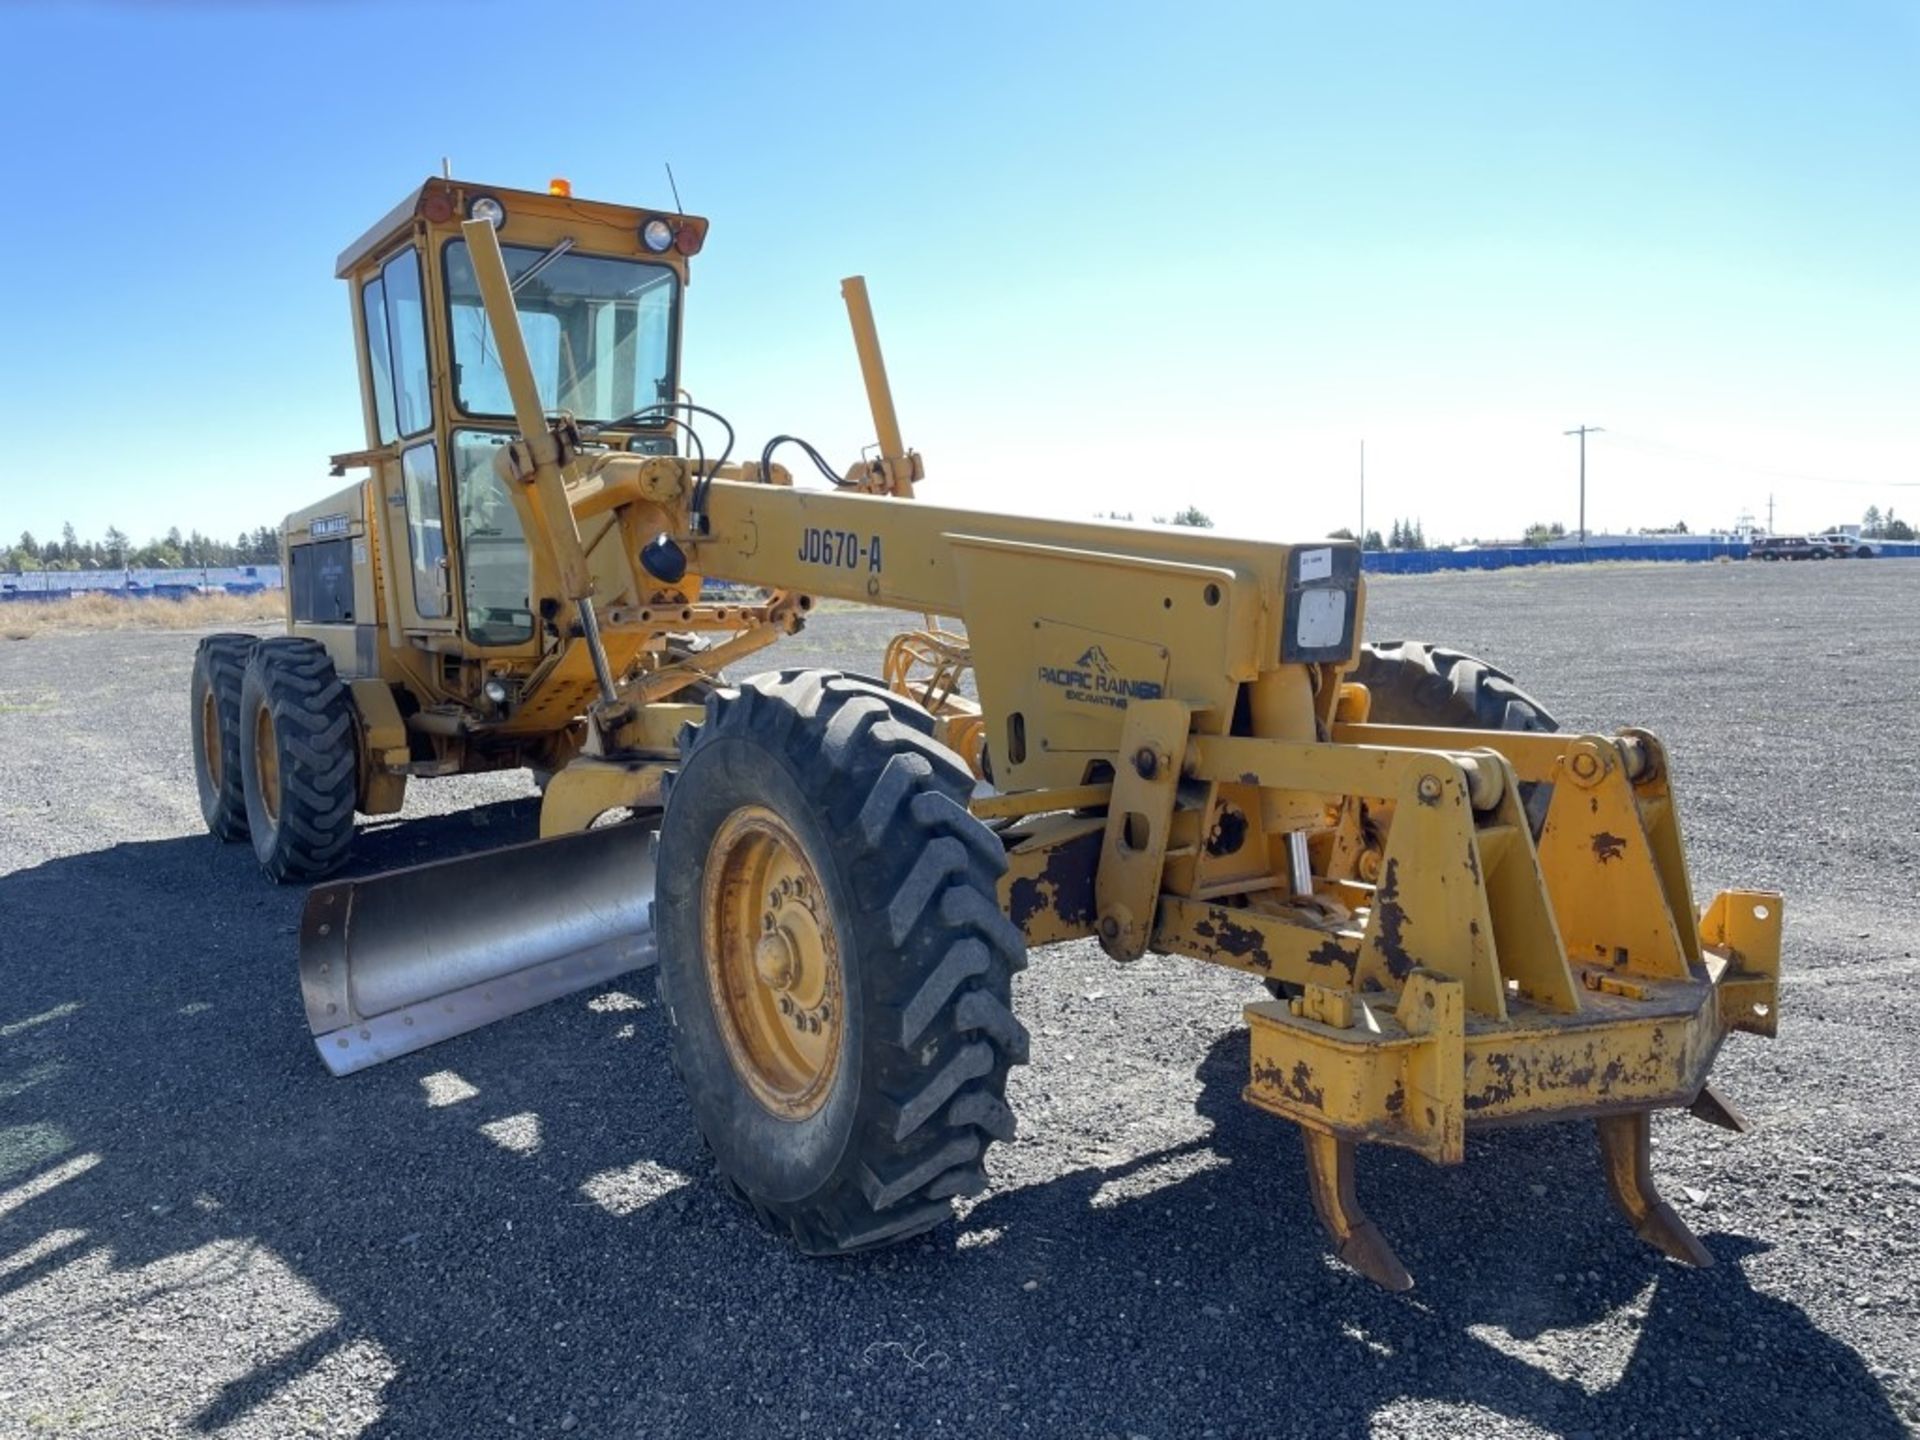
[{"x1": 300, "y1": 824, "x2": 657, "y2": 1076}]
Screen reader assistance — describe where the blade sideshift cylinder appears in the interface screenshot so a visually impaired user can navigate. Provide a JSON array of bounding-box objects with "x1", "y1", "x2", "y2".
[{"x1": 300, "y1": 824, "x2": 657, "y2": 1076}]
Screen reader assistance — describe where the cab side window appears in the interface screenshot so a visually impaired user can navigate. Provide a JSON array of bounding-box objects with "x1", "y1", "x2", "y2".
[
  {"x1": 402, "y1": 441, "x2": 448, "y2": 618},
  {"x1": 361, "y1": 278, "x2": 398, "y2": 445},
  {"x1": 363, "y1": 247, "x2": 446, "y2": 621},
  {"x1": 362, "y1": 249, "x2": 433, "y2": 441}
]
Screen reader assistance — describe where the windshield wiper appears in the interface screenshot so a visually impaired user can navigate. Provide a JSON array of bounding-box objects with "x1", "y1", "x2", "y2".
[
  {"x1": 509, "y1": 237, "x2": 575, "y2": 294},
  {"x1": 473, "y1": 237, "x2": 577, "y2": 371}
]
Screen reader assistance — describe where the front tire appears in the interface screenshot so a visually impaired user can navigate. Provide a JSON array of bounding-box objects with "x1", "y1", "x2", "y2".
[
  {"x1": 655, "y1": 669, "x2": 1028, "y2": 1253},
  {"x1": 190, "y1": 633, "x2": 257, "y2": 841},
  {"x1": 239, "y1": 638, "x2": 358, "y2": 882}
]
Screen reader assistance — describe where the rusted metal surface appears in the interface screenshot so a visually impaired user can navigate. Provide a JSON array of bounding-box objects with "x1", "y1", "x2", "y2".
[
  {"x1": 1008, "y1": 706, "x2": 1781, "y2": 1289},
  {"x1": 973, "y1": 783, "x2": 1113, "y2": 821},
  {"x1": 1244, "y1": 970, "x2": 1466, "y2": 1164},
  {"x1": 1000, "y1": 817, "x2": 1102, "y2": 946},
  {"x1": 1095, "y1": 699, "x2": 1191, "y2": 962},
  {"x1": 1155, "y1": 895, "x2": 1360, "y2": 986},
  {"x1": 1298, "y1": 1127, "x2": 1414, "y2": 1291},
  {"x1": 1597, "y1": 1109, "x2": 1714, "y2": 1267}
]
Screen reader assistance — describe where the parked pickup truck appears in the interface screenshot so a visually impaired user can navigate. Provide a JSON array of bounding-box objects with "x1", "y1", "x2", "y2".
[{"x1": 1815, "y1": 533, "x2": 1877, "y2": 558}]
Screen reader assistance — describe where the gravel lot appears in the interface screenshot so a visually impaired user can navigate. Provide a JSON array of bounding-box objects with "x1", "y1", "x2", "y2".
[{"x1": 2, "y1": 561, "x2": 1916, "y2": 1439}]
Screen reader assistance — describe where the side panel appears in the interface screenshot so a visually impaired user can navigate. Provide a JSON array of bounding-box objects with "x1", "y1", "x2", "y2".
[
  {"x1": 950, "y1": 537, "x2": 1246, "y2": 791},
  {"x1": 285, "y1": 482, "x2": 373, "y2": 678}
]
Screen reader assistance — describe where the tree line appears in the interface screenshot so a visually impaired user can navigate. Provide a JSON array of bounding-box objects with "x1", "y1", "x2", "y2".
[
  {"x1": 1329, "y1": 521, "x2": 1421, "y2": 551},
  {"x1": 1859, "y1": 506, "x2": 1915, "y2": 541},
  {"x1": 4, "y1": 523, "x2": 283, "y2": 573}
]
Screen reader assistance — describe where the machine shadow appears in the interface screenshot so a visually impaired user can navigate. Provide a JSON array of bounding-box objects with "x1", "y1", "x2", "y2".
[
  {"x1": 0, "y1": 815, "x2": 1901, "y2": 1438},
  {"x1": 959, "y1": 1031, "x2": 1903, "y2": 1438}
]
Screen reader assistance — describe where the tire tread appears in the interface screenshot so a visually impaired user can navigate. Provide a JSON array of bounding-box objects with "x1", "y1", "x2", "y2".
[{"x1": 661, "y1": 669, "x2": 1028, "y2": 1255}]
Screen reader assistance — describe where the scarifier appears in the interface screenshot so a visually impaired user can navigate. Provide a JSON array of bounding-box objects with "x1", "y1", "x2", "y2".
[{"x1": 189, "y1": 177, "x2": 1782, "y2": 1287}]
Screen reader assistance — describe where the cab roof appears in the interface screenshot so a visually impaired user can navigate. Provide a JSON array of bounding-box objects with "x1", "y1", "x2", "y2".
[{"x1": 335, "y1": 177, "x2": 709, "y2": 279}]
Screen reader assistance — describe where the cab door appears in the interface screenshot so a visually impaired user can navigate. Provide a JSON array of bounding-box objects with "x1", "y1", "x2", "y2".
[{"x1": 360, "y1": 247, "x2": 456, "y2": 635}]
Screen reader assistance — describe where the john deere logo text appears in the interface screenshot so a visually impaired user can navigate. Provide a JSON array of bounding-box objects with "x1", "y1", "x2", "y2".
[{"x1": 1038, "y1": 645, "x2": 1163, "y2": 710}]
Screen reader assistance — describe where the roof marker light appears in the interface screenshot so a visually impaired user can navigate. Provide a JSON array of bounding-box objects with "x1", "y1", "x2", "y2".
[
  {"x1": 549, "y1": 177, "x2": 572, "y2": 197},
  {"x1": 640, "y1": 218, "x2": 675, "y2": 253}
]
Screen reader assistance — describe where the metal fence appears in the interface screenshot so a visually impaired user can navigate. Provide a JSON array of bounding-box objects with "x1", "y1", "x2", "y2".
[
  {"x1": 0, "y1": 565, "x2": 284, "y2": 602},
  {"x1": 2, "y1": 542, "x2": 1913, "y2": 600},
  {"x1": 1361, "y1": 540, "x2": 1920, "y2": 574}
]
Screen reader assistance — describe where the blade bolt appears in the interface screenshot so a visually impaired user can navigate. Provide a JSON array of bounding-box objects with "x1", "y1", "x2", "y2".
[{"x1": 1133, "y1": 747, "x2": 1159, "y2": 780}]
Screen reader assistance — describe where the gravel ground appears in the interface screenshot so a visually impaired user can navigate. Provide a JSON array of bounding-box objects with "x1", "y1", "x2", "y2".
[{"x1": 1, "y1": 561, "x2": 1916, "y2": 1439}]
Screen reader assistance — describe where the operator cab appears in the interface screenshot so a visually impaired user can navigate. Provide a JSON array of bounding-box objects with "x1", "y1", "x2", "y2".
[{"x1": 333, "y1": 178, "x2": 707, "y2": 652}]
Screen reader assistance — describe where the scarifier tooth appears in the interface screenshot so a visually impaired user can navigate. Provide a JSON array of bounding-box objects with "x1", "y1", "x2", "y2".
[
  {"x1": 1688, "y1": 1083, "x2": 1750, "y2": 1134},
  {"x1": 1301, "y1": 1128, "x2": 1414, "y2": 1292},
  {"x1": 1597, "y1": 1111, "x2": 1713, "y2": 1268}
]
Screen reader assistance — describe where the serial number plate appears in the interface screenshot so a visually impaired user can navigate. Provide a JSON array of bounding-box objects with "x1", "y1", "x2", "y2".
[{"x1": 797, "y1": 527, "x2": 883, "y2": 573}]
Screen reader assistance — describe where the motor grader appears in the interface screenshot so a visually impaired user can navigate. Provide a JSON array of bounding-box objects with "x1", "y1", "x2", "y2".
[{"x1": 188, "y1": 176, "x2": 1781, "y2": 1288}]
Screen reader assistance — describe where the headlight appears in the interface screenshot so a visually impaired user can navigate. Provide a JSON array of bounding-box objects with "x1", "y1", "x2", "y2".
[
  {"x1": 483, "y1": 678, "x2": 510, "y2": 705},
  {"x1": 468, "y1": 195, "x2": 506, "y2": 228},
  {"x1": 640, "y1": 218, "x2": 675, "y2": 253},
  {"x1": 1295, "y1": 588, "x2": 1348, "y2": 650}
]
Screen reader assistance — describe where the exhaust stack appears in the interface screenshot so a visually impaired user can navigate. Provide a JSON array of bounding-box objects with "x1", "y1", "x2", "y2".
[{"x1": 300, "y1": 824, "x2": 657, "y2": 1076}]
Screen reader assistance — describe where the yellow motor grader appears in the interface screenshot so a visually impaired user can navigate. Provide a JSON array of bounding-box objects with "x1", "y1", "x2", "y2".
[{"x1": 189, "y1": 176, "x2": 1781, "y2": 1288}]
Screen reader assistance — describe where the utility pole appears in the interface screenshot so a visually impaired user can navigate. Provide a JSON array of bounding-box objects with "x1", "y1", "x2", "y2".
[
  {"x1": 1564, "y1": 425, "x2": 1604, "y2": 543},
  {"x1": 1359, "y1": 440, "x2": 1365, "y2": 547},
  {"x1": 1767, "y1": 493, "x2": 1775, "y2": 534}
]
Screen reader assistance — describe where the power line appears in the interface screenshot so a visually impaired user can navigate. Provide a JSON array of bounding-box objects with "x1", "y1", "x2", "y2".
[{"x1": 1600, "y1": 431, "x2": 1920, "y2": 489}]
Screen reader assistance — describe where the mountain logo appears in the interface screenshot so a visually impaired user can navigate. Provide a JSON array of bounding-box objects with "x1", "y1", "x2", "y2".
[
  {"x1": 1037, "y1": 643, "x2": 1163, "y2": 710},
  {"x1": 1075, "y1": 644, "x2": 1117, "y2": 680}
]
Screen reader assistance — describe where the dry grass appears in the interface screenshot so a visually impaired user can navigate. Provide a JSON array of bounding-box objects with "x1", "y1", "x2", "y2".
[{"x1": 2, "y1": 591, "x2": 282, "y2": 640}]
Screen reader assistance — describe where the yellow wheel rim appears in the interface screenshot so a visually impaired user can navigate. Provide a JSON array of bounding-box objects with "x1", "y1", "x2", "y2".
[
  {"x1": 252, "y1": 703, "x2": 281, "y2": 824},
  {"x1": 200, "y1": 688, "x2": 223, "y2": 790},
  {"x1": 702, "y1": 805, "x2": 844, "y2": 1120}
]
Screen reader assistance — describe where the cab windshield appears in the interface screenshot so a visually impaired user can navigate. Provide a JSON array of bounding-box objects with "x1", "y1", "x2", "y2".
[{"x1": 444, "y1": 240, "x2": 677, "y2": 424}]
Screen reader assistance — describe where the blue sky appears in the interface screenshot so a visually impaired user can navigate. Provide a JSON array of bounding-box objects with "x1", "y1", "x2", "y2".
[{"x1": 1, "y1": 0, "x2": 1914, "y2": 547}]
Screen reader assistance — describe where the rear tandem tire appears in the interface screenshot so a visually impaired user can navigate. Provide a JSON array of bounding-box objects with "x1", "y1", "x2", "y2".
[
  {"x1": 190, "y1": 633, "x2": 258, "y2": 841},
  {"x1": 654, "y1": 669, "x2": 1029, "y2": 1254},
  {"x1": 238, "y1": 637, "x2": 359, "y2": 882}
]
